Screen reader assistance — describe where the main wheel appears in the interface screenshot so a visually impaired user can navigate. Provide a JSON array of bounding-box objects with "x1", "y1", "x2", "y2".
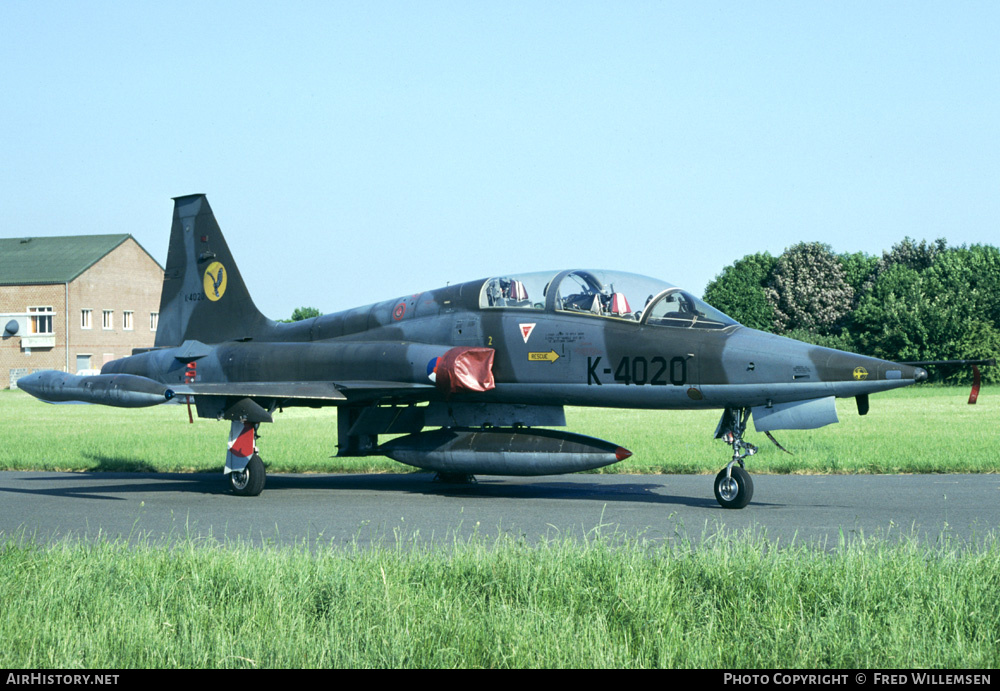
[
  {"x1": 229, "y1": 453, "x2": 266, "y2": 497},
  {"x1": 714, "y1": 465, "x2": 753, "y2": 509}
]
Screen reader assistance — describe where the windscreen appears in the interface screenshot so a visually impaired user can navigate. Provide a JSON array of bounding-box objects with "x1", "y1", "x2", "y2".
[{"x1": 643, "y1": 289, "x2": 738, "y2": 329}]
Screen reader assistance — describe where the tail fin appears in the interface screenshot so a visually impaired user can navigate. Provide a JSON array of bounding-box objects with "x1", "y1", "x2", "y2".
[{"x1": 154, "y1": 194, "x2": 272, "y2": 346}]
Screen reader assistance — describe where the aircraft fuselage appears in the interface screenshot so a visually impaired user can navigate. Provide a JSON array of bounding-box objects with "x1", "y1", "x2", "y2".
[{"x1": 109, "y1": 271, "x2": 922, "y2": 412}]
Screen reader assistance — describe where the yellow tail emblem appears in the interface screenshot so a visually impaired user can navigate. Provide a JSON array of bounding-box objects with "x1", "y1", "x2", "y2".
[{"x1": 203, "y1": 262, "x2": 227, "y2": 302}]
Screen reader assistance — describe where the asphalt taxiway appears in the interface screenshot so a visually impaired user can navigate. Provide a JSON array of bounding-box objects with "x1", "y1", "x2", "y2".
[{"x1": 1, "y1": 471, "x2": 997, "y2": 549}]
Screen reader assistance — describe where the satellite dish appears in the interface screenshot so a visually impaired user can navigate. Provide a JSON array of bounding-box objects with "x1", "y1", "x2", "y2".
[{"x1": 4, "y1": 319, "x2": 18, "y2": 336}]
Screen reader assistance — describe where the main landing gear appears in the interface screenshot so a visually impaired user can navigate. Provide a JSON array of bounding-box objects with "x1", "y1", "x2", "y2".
[
  {"x1": 225, "y1": 421, "x2": 266, "y2": 496},
  {"x1": 713, "y1": 407, "x2": 755, "y2": 509},
  {"x1": 229, "y1": 453, "x2": 266, "y2": 496}
]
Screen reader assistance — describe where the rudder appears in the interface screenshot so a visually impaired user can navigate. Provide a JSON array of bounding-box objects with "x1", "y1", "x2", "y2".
[{"x1": 155, "y1": 194, "x2": 272, "y2": 346}]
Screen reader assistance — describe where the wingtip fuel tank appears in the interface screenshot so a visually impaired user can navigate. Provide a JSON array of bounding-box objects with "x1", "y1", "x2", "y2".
[{"x1": 17, "y1": 371, "x2": 176, "y2": 408}]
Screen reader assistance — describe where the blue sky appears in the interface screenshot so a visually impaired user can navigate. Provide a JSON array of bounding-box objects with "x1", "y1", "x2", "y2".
[{"x1": 2, "y1": 2, "x2": 998, "y2": 318}]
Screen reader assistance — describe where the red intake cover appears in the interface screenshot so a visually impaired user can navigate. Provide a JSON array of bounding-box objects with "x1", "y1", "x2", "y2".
[{"x1": 434, "y1": 347, "x2": 496, "y2": 394}]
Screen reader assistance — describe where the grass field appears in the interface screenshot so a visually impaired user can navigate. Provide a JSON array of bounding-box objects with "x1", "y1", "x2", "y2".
[
  {"x1": 0, "y1": 386, "x2": 996, "y2": 475},
  {"x1": 2, "y1": 530, "x2": 998, "y2": 668}
]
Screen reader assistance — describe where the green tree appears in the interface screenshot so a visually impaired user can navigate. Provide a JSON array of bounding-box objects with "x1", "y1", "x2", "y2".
[
  {"x1": 921, "y1": 244, "x2": 1000, "y2": 382},
  {"x1": 707, "y1": 238, "x2": 1000, "y2": 384},
  {"x1": 279, "y1": 306, "x2": 323, "y2": 323},
  {"x1": 702, "y1": 252, "x2": 777, "y2": 331},
  {"x1": 860, "y1": 237, "x2": 947, "y2": 294},
  {"x1": 881, "y1": 236, "x2": 947, "y2": 272},
  {"x1": 765, "y1": 242, "x2": 853, "y2": 335},
  {"x1": 838, "y1": 250, "x2": 878, "y2": 302},
  {"x1": 851, "y1": 245, "x2": 1000, "y2": 384},
  {"x1": 852, "y1": 264, "x2": 930, "y2": 362}
]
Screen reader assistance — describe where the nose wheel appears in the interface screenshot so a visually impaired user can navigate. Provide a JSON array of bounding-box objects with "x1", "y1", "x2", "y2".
[
  {"x1": 714, "y1": 464, "x2": 753, "y2": 509},
  {"x1": 714, "y1": 407, "x2": 756, "y2": 509}
]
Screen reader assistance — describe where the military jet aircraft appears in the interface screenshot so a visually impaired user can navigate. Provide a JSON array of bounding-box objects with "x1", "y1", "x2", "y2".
[{"x1": 18, "y1": 194, "x2": 931, "y2": 508}]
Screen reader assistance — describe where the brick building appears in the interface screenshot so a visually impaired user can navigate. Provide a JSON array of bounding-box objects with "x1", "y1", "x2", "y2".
[{"x1": 1, "y1": 234, "x2": 163, "y2": 389}]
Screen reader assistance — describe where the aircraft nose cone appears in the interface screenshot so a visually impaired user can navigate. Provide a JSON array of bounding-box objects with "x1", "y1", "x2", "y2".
[{"x1": 914, "y1": 367, "x2": 928, "y2": 382}]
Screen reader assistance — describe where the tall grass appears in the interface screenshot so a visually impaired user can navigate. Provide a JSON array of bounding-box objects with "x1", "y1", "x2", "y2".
[
  {"x1": 1, "y1": 386, "x2": 995, "y2": 474},
  {"x1": 1, "y1": 529, "x2": 997, "y2": 668}
]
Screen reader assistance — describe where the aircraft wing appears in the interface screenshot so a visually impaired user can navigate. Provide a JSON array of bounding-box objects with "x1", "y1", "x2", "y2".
[
  {"x1": 171, "y1": 380, "x2": 439, "y2": 424},
  {"x1": 172, "y1": 381, "x2": 347, "y2": 401},
  {"x1": 171, "y1": 380, "x2": 437, "y2": 403},
  {"x1": 329, "y1": 380, "x2": 438, "y2": 401}
]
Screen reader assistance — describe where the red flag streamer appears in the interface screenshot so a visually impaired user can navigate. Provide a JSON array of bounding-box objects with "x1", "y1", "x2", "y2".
[
  {"x1": 184, "y1": 362, "x2": 197, "y2": 423},
  {"x1": 968, "y1": 365, "x2": 981, "y2": 405}
]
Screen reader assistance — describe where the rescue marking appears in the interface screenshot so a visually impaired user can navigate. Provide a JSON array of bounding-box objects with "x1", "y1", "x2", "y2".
[
  {"x1": 528, "y1": 350, "x2": 560, "y2": 363},
  {"x1": 519, "y1": 323, "x2": 536, "y2": 343}
]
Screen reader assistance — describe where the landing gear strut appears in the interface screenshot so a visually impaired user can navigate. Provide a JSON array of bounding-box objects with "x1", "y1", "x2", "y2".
[{"x1": 713, "y1": 407, "x2": 755, "y2": 509}]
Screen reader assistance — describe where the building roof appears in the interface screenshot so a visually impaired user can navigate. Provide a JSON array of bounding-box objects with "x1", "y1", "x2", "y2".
[{"x1": 0, "y1": 234, "x2": 162, "y2": 286}]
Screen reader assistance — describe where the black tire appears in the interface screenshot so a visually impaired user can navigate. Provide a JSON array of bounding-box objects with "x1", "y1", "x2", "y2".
[
  {"x1": 229, "y1": 454, "x2": 266, "y2": 497},
  {"x1": 714, "y1": 465, "x2": 753, "y2": 509}
]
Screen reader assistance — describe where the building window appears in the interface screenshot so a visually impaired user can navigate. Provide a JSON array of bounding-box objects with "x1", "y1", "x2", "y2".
[
  {"x1": 123, "y1": 311, "x2": 134, "y2": 331},
  {"x1": 150, "y1": 312, "x2": 159, "y2": 331},
  {"x1": 81, "y1": 309, "x2": 92, "y2": 330},
  {"x1": 102, "y1": 310, "x2": 114, "y2": 330},
  {"x1": 28, "y1": 306, "x2": 54, "y2": 335}
]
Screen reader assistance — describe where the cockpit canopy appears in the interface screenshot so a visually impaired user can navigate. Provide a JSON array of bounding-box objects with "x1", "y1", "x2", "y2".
[{"x1": 479, "y1": 269, "x2": 737, "y2": 329}]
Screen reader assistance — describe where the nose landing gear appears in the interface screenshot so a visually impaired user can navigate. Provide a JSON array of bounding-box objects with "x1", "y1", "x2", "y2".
[{"x1": 713, "y1": 407, "x2": 755, "y2": 509}]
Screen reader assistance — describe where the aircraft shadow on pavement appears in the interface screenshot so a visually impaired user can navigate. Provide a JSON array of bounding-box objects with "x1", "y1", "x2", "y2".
[
  {"x1": 8, "y1": 471, "x2": 737, "y2": 508},
  {"x1": 250, "y1": 472, "x2": 727, "y2": 508},
  {"x1": 11, "y1": 472, "x2": 229, "y2": 500}
]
